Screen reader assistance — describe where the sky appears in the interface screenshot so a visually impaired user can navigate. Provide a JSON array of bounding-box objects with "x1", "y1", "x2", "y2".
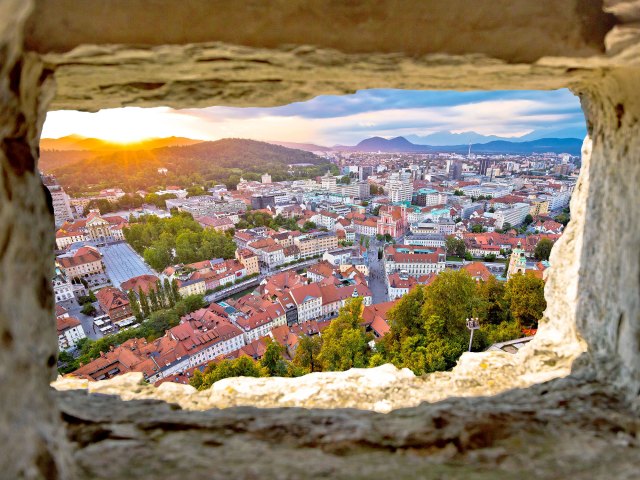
[{"x1": 42, "y1": 89, "x2": 586, "y2": 146}]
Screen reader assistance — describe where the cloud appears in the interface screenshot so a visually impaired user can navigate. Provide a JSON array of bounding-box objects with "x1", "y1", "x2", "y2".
[{"x1": 42, "y1": 89, "x2": 586, "y2": 145}]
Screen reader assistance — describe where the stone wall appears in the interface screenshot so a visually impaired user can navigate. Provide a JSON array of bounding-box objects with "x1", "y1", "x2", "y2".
[
  {"x1": 0, "y1": 1, "x2": 72, "y2": 478},
  {"x1": 0, "y1": 1, "x2": 639, "y2": 478}
]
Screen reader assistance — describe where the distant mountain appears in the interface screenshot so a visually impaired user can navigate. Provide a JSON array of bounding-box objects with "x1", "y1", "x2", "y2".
[
  {"x1": 267, "y1": 141, "x2": 331, "y2": 152},
  {"x1": 405, "y1": 128, "x2": 586, "y2": 146},
  {"x1": 334, "y1": 136, "x2": 424, "y2": 152},
  {"x1": 40, "y1": 135, "x2": 204, "y2": 152},
  {"x1": 405, "y1": 131, "x2": 514, "y2": 146},
  {"x1": 49, "y1": 138, "x2": 329, "y2": 193},
  {"x1": 336, "y1": 135, "x2": 582, "y2": 155}
]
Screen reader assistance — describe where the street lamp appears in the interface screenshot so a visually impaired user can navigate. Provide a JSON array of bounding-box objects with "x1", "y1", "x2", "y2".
[{"x1": 466, "y1": 317, "x2": 480, "y2": 352}]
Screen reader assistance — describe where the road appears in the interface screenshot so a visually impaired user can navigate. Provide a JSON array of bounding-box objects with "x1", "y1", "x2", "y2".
[
  {"x1": 57, "y1": 297, "x2": 104, "y2": 340},
  {"x1": 365, "y1": 236, "x2": 389, "y2": 304}
]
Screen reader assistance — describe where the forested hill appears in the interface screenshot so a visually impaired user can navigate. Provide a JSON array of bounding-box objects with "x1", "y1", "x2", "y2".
[{"x1": 49, "y1": 138, "x2": 331, "y2": 194}]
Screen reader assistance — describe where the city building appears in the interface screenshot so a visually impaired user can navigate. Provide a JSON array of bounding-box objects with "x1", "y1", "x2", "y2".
[
  {"x1": 293, "y1": 232, "x2": 338, "y2": 258},
  {"x1": 384, "y1": 245, "x2": 446, "y2": 276},
  {"x1": 56, "y1": 246, "x2": 104, "y2": 279},
  {"x1": 386, "y1": 171, "x2": 413, "y2": 203},
  {"x1": 57, "y1": 316, "x2": 86, "y2": 351},
  {"x1": 493, "y1": 203, "x2": 531, "y2": 229},
  {"x1": 42, "y1": 175, "x2": 73, "y2": 227},
  {"x1": 96, "y1": 287, "x2": 134, "y2": 326}
]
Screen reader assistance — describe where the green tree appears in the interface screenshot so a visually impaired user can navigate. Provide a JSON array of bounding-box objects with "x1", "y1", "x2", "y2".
[
  {"x1": 191, "y1": 356, "x2": 264, "y2": 390},
  {"x1": 143, "y1": 246, "x2": 172, "y2": 271},
  {"x1": 445, "y1": 236, "x2": 466, "y2": 257},
  {"x1": 139, "y1": 288, "x2": 150, "y2": 318},
  {"x1": 171, "y1": 278, "x2": 181, "y2": 303},
  {"x1": 470, "y1": 224, "x2": 485, "y2": 233},
  {"x1": 146, "y1": 310, "x2": 180, "y2": 340},
  {"x1": 476, "y1": 276, "x2": 507, "y2": 325},
  {"x1": 534, "y1": 238, "x2": 554, "y2": 261},
  {"x1": 148, "y1": 288, "x2": 160, "y2": 312},
  {"x1": 260, "y1": 340, "x2": 288, "y2": 376},
  {"x1": 163, "y1": 278, "x2": 175, "y2": 307},
  {"x1": 523, "y1": 214, "x2": 534, "y2": 226},
  {"x1": 420, "y1": 270, "x2": 480, "y2": 336},
  {"x1": 302, "y1": 221, "x2": 316, "y2": 232},
  {"x1": 155, "y1": 280, "x2": 167, "y2": 309},
  {"x1": 174, "y1": 294, "x2": 206, "y2": 317},
  {"x1": 127, "y1": 289, "x2": 143, "y2": 322},
  {"x1": 555, "y1": 212, "x2": 570, "y2": 226},
  {"x1": 292, "y1": 335, "x2": 323, "y2": 373},
  {"x1": 453, "y1": 189, "x2": 464, "y2": 196},
  {"x1": 81, "y1": 303, "x2": 96, "y2": 316},
  {"x1": 504, "y1": 272, "x2": 546, "y2": 329},
  {"x1": 318, "y1": 298, "x2": 371, "y2": 371}
]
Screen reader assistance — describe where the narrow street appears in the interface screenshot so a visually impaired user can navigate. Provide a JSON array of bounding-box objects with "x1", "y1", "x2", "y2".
[{"x1": 365, "y1": 236, "x2": 389, "y2": 304}]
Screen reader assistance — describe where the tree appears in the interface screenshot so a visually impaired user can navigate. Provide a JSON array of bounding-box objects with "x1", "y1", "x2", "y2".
[
  {"x1": 534, "y1": 238, "x2": 554, "y2": 261},
  {"x1": 420, "y1": 270, "x2": 480, "y2": 334},
  {"x1": 504, "y1": 272, "x2": 546, "y2": 329},
  {"x1": 338, "y1": 175, "x2": 351, "y2": 185},
  {"x1": 476, "y1": 276, "x2": 507, "y2": 325},
  {"x1": 453, "y1": 189, "x2": 464, "y2": 196},
  {"x1": 302, "y1": 221, "x2": 316, "y2": 231},
  {"x1": 139, "y1": 288, "x2": 150, "y2": 318},
  {"x1": 502, "y1": 222, "x2": 512, "y2": 232},
  {"x1": 318, "y1": 297, "x2": 371, "y2": 371},
  {"x1": 555, "y1": 212, "x2": 570, "y2": 226},
  {"x1": 293, "y1": 335, "x2": 323, "y2": 373},
  {"x1": 163, "y1": 278, "x2": 175, "y2": 307},
  {"x1": 155, "y1": 280, "x2": 167, "y2": 309},
  {"x1": 470, "y1": 224, "x2": 485, "y2": 233},
  {"x1": 174, "y1": 294, "x2": 206, "y2": 317},
  {"x1": 523, "y1": 214, "x2": 534, "y2": 226},
  {"x1": 171, "y1": 278, "x2": 181, "y2": 303},
  {"x1": 372, "y1": 205, "x2": 381, "y2": 216},
  {"x1": 260, "y1": 340, "x2": 288, "y2": 376},
  {"x1": 191, "y1": 356, "x2": 263, "y2": 390},
  {"x1": 145, "y1": 310, "x2": 180, "y2": 340},
  {"x1": 127, "y1": 290, "x2": 143, "y2": 322},
  {"x1": 148, "y1": 288, "x2": 160, "y2": 312},
  {"x1": 445, "y1": 236, "x2": 466, "y2": 258},
  {"x1": 81, "y1": 303, "x2": 96, "y2": 316}
]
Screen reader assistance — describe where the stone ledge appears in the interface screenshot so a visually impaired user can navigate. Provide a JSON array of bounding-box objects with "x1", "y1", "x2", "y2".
[
  {"x1": 54, "y1": 348, "x2": 574, "y2": 413},
  {"x1": 56, "y1": 376, "x2": 639, "y2": 479}
]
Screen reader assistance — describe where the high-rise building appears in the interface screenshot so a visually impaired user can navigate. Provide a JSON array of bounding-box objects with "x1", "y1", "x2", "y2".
[
  {"x1": 386, "y1": 171, "x2": 413, "y2": 203},
  {"x1": 320, "y1": 171, "x2": 337, "y2": 192},
  {"x1": 449, "y1": 161, "x2": 462, "y2": 180},
  {"x1": 358, "y1": 165, "x2": 373, "y2": 181},
  {"x1": 251, "y1": 194, "x2": 276, "y2": 210},
  {"x1": 42, "y1": 175, "x2": 73, "y2": 227},
  {"x1": 479, "y1": 158, "x2": 492, "y2": 175}
]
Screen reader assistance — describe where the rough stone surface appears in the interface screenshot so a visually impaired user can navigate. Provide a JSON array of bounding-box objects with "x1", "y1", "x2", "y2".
[
  {"x1": 56, "y1": 377, "x2": 639, "y2": 479},
  {"x1": 26, "y1": 0, "x2": 614, "y2": 61},
  {"x1": 0, "y1": 1, "x2": 72, "y2": 479},
  {"x1": 1, "y1": 1, "x2": 640, "y2": 478},
  {"x1": 53, "y1": 356, "x2": 572, "y2": 413}
]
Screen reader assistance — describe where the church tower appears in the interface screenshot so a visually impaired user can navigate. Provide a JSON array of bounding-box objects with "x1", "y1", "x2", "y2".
[{"x1": 507, "y1": 241, "x2": 527, "y2": 279}]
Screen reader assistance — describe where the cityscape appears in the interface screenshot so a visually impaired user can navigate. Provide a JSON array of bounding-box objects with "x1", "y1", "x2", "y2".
[{"x1": 45, "y1": 89, "x2": 579, "y2": 387}]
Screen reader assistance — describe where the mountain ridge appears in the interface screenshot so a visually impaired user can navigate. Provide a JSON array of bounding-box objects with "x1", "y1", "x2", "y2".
[{"x1": 333, "y1": 136, "x2": 582, "y2": 155}]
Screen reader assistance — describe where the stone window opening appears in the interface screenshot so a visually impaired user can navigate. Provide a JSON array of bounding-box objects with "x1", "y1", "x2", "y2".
[{"x1": 1, "y1": 2, "x2": 639, "y2": 478}]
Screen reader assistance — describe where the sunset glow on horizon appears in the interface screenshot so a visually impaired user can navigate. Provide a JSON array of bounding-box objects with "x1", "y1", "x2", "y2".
[{"x1": 42, "y1": 89, "x2": 586, "y2": 146}]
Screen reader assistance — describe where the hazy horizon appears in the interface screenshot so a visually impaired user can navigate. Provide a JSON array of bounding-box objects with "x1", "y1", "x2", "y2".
[{"x1": 42, "y1": 89, "x2": 587, "y2": 146}]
